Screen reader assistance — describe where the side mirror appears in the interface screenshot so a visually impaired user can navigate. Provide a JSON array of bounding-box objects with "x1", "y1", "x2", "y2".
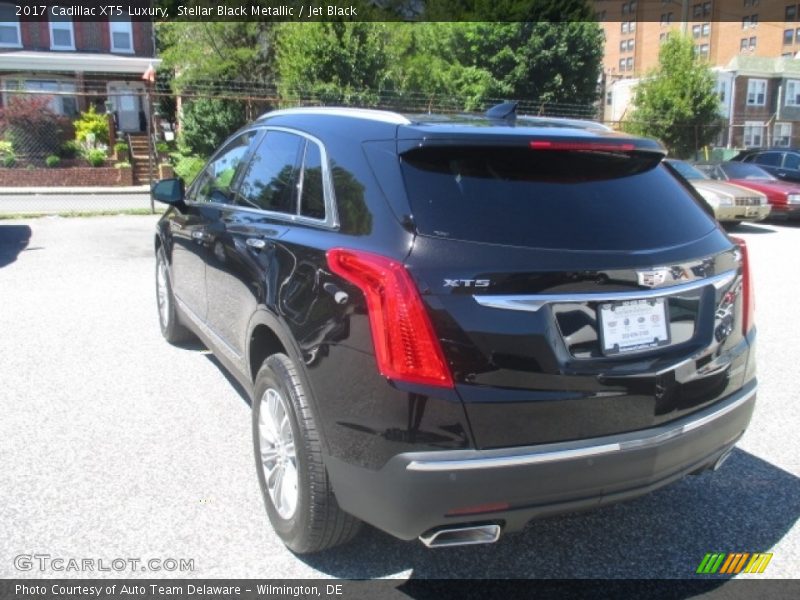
[{"x1": 152, "y1": 178, "x2": 185, "y2": 207}]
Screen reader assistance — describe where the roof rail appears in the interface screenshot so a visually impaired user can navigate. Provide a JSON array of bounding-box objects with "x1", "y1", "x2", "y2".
[{"x1": 258, "y1": 107, "x2": 411, "y2": 125}]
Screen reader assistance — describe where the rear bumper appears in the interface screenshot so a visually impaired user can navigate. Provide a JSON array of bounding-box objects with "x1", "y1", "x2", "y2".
[{"x1": 326, "y1": 379, "x2": 756, "y2": 541}]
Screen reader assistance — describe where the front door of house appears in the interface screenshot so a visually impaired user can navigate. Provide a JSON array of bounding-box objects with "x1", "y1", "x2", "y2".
[{"x1": 107, "y1": 82, "x2": 145, "y2": 132}]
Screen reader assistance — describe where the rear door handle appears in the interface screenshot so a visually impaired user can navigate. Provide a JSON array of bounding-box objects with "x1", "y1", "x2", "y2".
[{"x1": 246, "y1": 238, "x2": 267, "y2": 250}]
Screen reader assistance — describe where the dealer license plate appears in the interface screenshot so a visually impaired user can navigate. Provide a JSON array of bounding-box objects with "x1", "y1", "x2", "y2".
[{"x1": 598, "y1": 298, "x2": 670, "y2": 356}]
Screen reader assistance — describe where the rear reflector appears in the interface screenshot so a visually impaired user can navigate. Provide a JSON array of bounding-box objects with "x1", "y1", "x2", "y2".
[
  {"x1": 529, "y1": 140, "x2": 637, "y2": 152},
  {"x1": 445, "y1": 502, "x2": 511, "y2": 516},
  {"x1": 326, "y1": 248, "x2": 454, "y2": 388},
  {"x1": 731, "y1": 236, "x2": 755, "y2": 335}
]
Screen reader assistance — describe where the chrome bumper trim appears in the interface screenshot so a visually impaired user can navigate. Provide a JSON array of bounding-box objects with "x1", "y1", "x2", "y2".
[
  {"x1": 406, "y1": 384, "x2": 755, "y2": 472},
  {"x1": 473, "y1": 269, "x2": 737, "y2": 313}
]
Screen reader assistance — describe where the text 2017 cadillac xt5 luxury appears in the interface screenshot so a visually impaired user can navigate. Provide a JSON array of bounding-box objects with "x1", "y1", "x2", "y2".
[{"x1": 152, "y1": 106, "x2": 756, "y2": 552}]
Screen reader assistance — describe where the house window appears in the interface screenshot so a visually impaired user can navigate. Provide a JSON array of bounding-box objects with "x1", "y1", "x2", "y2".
[
  {"x1": 630, "y1": 21, "x2": 636, "y2": 33},
  {"x1": 786, "y1": 79, "x2": 800, "y2": 105},
  {"x1": 49, "y1": 15, "x2": 74, "y2": 50},
  {"x1": 743, "y1": 122, "x2": 764, "y2": 147},
  {"x1": 693, "y1": 3, "x2": 702, "y2": 18},
  {"x1": 703, "y1": 23, "x2": 710, "y2": 36},
  {"x1": 619, "y1": 59, "x2": 626, "y2": 72},
  {"x1": 661, "y1": 12, "x2": 673, "y2": 24},
  {"x1": 693, "y1": 25, "x2": 701, "y2": 38},
  {"x1": 2, "y1": 78, "x2": 78, "y2": 116},
  {"x1": 626, "y1": 57, "x2": 634, "y2": 71},
  {"x1": 716, "y1": 79, "x2": 727, "y2": 103},
  {"x1": 696, "y1": 44, "x2": 710, "y2": 58},
  {"x1": 109, "y1": 17, "x2": 133, "y2": 53},
  {"x1": 785, "y1": 29, "x2": 795, "y2": 45},
  {"x1": 627, "y1": 39, "x2": 635, "y2": 51},
  {"x1": 740, "y1": 38, "x2": 749, "y2": 51},
  {"x1": 750, "y1": 36, "x2": 757, "y2": 49},
  {"x1": 787, "y1": 4, "x2": 797, "y2": 21},
  {"x1": 660, "y1": 32, "x2": 670, "y2": 43},
  {"x1": 620, "y1": 40, "x2": 627, "y2": 52},
  {"x1": 704, "y1": 1, "x2": 712, "y2": 16},
  {"x1": 747, "y1": 79, "x2": 767, "y2": 105},
  {"x1": 774, "y1": 123, "x2": 792, "y2": 147},
  {"x1": 0, "y1": 4, "x2": 21, "y2": 48},
  {"x1": 796, "y1": 27, "x2": 800, "y2": 44}
]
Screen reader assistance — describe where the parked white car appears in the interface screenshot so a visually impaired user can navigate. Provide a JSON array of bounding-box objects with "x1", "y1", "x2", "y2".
[{"x1": 667, "y1": 159, "x2": 770, "y2": 224}]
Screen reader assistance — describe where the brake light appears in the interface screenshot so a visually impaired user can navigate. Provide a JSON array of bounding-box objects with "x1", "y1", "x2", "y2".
[
  {"x1": 529, "y1": 140, "x2": 636, "y2": 152},
  {"x1": 731, "y1": 236, "x2": 755, "y2": 335},
  {"x1": 326, "y1": 248, "x2": 453, "y2": 388}
]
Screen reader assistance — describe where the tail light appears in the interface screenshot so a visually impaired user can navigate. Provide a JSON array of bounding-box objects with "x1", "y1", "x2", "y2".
[
  {"x1": 731, "y1": 237, "x2": 755, "y2": 335},
  {"x1": 326, "y1": 248, "x2": 454, "y2": 388},
  {"x1": 529, "y1": 140, "x2": 636, "y2": 152}
]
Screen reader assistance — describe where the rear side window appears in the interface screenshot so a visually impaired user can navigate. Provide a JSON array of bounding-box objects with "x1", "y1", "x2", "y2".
[
  {"x1": 237, "y1": 131, "x2": 303, "y2": 213},
  {"x1": 753, "y1": 152, "x2": 782, "y2": 167},
  {"x1": 400, "y1": 146, "x2": 716, "y2": 251}
]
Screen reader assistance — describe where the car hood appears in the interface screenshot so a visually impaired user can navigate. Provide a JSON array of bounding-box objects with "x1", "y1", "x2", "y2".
[
  {"x1": 690, "y1": 180, "x2": 764, "y2": 198},
  {"x1": 728, "y1": 178, "x2": 800, "y2": 194}
]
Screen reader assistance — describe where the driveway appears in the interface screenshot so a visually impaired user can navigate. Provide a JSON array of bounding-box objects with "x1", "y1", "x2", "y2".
[{"x1": 0, "y1": 216, "x2": 798, "y2": 581}]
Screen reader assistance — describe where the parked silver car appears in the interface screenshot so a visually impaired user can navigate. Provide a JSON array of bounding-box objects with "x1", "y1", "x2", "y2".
[{"x1": 667, "y1": 159, "x2": 770, "y2": 224}]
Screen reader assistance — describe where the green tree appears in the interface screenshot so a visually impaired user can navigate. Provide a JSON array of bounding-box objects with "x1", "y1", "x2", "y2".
[
  {"x1": 391, "y1": 21, "x2": 603, "y2": 110},
  {"x1": 178, "y1": 98, "x2": 246, "y2": 158},
  {"x1": 624, "y1": 36, "x2": 721, "y2": 158},
  {"x1": 276, "y1": 22, "x2": 394, "y2": 105}
]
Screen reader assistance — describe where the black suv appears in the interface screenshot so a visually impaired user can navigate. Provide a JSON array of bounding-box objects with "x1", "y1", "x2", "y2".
[
  {"x1": 152, "y1": 107, "x2": 757, "y2": 553},
  {"x1": 732, "y1": 148, "x2": 800, "y2": 182}
]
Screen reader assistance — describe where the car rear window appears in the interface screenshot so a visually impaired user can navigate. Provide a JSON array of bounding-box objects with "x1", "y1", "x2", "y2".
[{"x1": 400, "y1": 146, "x2": 716, "y2": 251}]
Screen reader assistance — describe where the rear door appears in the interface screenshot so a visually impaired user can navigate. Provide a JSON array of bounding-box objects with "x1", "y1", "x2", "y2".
[{"x1": 399, "y1": 140, "x2": 748, "y2": 449}]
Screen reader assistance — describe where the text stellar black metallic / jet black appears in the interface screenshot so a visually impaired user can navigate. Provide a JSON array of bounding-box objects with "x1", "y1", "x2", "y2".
[{"x1": 152, "y1": 105, "x2": 757, "y2": 553}]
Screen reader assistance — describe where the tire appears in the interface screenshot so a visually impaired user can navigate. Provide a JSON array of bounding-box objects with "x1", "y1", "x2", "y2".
[
  {"x1": 252, "y1": 353, "x2": 361, "y2": 553},
  {"x1": 155, "y1": 246, "x2": 192, "y2": 344}
]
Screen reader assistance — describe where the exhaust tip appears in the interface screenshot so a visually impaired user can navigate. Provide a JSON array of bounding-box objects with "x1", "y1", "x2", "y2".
[
  {"x1": 419, "y1": 524, "x2": 501, "y2": 548},
  {"x1": 713, "y1": 447, "x2": 734, "y2": 471}
]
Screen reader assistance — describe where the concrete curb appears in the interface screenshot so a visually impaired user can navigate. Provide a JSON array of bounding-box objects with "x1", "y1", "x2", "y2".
[{"x1": 0, "y1": 186, "x2": 150, "y2": 195}]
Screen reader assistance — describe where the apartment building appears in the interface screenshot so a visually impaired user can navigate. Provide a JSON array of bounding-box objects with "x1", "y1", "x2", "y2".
[{"x1": 595, "y1": 0, "x2": 800, "y2": 148}]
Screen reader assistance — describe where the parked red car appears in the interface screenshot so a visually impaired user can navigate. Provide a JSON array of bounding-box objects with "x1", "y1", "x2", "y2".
[{"x1": 696, "y1": 161, "x2": 800, "y2": 219}]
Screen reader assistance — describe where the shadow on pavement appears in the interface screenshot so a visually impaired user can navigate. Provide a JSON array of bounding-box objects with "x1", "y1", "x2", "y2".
[
  {"x1": 298, "y1": 448, "x2": 799, "y2": 583},
  {"x1": 0, "y1": 224, "x2": 32, "y2": 268}
]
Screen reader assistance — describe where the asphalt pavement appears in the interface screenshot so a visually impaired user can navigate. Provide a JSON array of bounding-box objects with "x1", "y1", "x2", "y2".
[{"x1": 0, "y1": 215, "x2": 797, "y2": 581}]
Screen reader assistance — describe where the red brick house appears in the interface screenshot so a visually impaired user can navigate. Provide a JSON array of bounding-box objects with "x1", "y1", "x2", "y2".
[{"x1": 0, "y1": 3, "x2": 160, "y2": 133}]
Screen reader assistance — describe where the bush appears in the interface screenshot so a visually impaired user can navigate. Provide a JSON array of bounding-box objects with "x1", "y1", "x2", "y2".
[
  {"x1": 85, "y1": 148, "x2": 107, "y2": 167},
  {"x1": 45, "y1": 155, "x2": 60, "y2": 168},
  {"x1": 0, "y1": 140, "x2": 15, "y2": 167},
  {"x1": 155, "y1": 141, "x2": 170, "y2": 155},
  {"x1": 114, "y1": 161, "x2": 131, "y2": 169},
  {"x1": 59, "y1": 140, "x2": 79, "y2": 159},
  {"x1": 0, "y1": 96, "x2": 74, "y2": 158},
  {"x1": 178, "y1": 98, "x2": 246, "y2": 158},
  {"x1": 113, "y1": 141, "x2": 128, "y2": 154},
  {"x1": 74, "y1": 105, "x2": 109, "y2": 146},
  {"x1": 173, "y1": 155, "x2": 206, "y2": 183}
]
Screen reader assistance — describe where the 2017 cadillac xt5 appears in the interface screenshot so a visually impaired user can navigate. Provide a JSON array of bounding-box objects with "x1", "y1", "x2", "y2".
[{"x1": 152, "y1": 106, "x2": 757, "y2": 552}]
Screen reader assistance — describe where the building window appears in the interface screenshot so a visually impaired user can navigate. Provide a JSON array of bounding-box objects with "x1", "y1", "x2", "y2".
[
  {"x1": 693, "y1": 3, "x2": 702, "y2": 18},
  {"x1": 774, "y1": 123, "x2": 792, "y2": 147},
  {"x1": 750, "y1": 36, "x2": 757, "y2": 49},
  {"x1": 787, "y1": 4, "x2": 797, "y2": 21},
  {"x1": 716, "y1": 79, "x2": 727, "y2": 103},
  {"x1": 0, "y1": 4, "x2": 21, "y2": 48},
  {"x1": 661, "y1": 12, "x2": 673, "y2": 24},
  {"x1": 743, "y1": 122, "x2": 764, "y2": 147},
  {"x1": 626, "y1": 57, "x2": 634, "y2": 71},
  {"x1": 627, "y1": 39, "x2": 635, "y2": 51},
  {"x1": 606, "y1": 91, "x2": 613, "y2": 106},
  {"x1": 786, "y1": 79, "x2": 800, "y2": 105},
  {"x1": 109, "y1": 17, "x2": 133, "y2": 53},
  {"x1": 703, "y1": 23, "x2": 710, "y2": 36},
  {"x1": 704, "y1": 1, "x2": 711, "y2": 16},
  {"x1": 796, "y1": 28, "x2": 800, "y2": 44},
  {"x1": 785, "y1": 29, "x2": 795, "y2": 45},
  {"x1": 696, "y1": 43, "x2": 710, "y2": 58},
  {"x1": 741, "y1": 38, "x2": 749, "y2": 51},
  {"x1": 630, "y1": 21, "x2": 636, "y2": 33},
  {"x1": 619, "y1": 59, "x2": 626, "y2": 72},
  {"x1": 660, "y1": 32, "x2": 671, "y2": 44},
  {"x1": 693, "y1": 25, "x2": 701, "y2": 38},
  {"x1": 1, "y1": 78, "x2": 78, "y2": 115},
  {"x1": 49, "y1": 15, "x2": 74, "y2": 50},
  {"x1": 747, "y1": 79, "x2": 767, "y2": 105}
]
